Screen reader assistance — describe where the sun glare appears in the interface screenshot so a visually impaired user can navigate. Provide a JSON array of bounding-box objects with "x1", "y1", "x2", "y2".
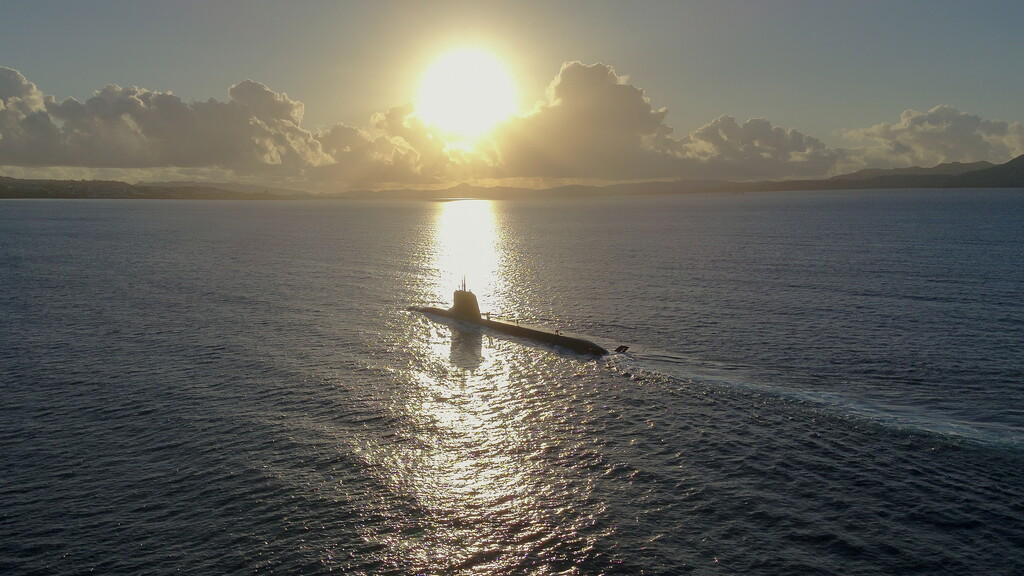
[
  {"x1": 416, "y1": 49, "x2": 518, "y2": 140},
  {"x1": 433, "y1": 200, "x2": 501, "y2": 302}
]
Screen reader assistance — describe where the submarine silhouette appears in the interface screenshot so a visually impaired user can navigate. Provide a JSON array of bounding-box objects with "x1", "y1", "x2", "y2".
[{"x1": 409, "y1": 282, "x2": 609, "y2": 356}]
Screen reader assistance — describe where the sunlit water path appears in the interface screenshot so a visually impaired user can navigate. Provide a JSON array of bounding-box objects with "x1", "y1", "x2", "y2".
[{"x1": 1, "y1": 191, "x2": 1022, "y2": 575}]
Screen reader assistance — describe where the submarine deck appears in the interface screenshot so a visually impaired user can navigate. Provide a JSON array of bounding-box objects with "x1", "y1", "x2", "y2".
[{"x1": 410, "y1": 306, "x2": 608, "y2": 356}]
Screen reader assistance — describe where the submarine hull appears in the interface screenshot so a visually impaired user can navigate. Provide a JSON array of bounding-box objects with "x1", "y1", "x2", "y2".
[{"x1": 410, "y1": 306, "x2": 608, "y2": 356}]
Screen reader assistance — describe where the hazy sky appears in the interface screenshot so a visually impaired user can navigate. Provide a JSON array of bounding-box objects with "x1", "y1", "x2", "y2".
[{"x1": 2, "y1": 0, "x2": 1023, "y2": 191}]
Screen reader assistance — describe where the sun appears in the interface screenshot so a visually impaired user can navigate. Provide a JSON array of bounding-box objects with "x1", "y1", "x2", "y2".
[{"x1": 416, "y1": 48, "x2": 518, "y2": 140}]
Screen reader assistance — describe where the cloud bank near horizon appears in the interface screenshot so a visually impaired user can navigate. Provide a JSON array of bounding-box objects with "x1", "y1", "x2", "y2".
[
  {"x1": 839, "y1": 105, "x2": 1024, "y2": 170},
  {"x1": 2, "y1": 64, "x2": 1022, "y2": 190}
]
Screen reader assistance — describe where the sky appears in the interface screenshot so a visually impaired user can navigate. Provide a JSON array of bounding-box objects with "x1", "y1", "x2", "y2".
[{"x1": 2, "y1": 0, "x2": 1023, "y2": 192}]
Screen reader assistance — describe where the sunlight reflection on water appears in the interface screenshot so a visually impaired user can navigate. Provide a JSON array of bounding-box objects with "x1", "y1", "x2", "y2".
[
  {"x1": 361, "y1": 200, "x2": 603, "y2": 572},
  {"x1": 430, "y1": 200, "x2": 504, "y2": 313}
]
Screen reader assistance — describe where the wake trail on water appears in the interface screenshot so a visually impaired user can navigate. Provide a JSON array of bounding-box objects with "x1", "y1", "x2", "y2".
[{"x1": 604, "y1": 348, "x2": 1024, "y2": 452}]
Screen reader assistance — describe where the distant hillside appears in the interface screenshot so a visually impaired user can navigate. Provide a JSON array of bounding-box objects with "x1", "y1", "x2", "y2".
[
  {"x1": 339, "y1": 179, "x2": 731, "y2": 200},
  {"x1": 144, "y1": 180, "x2": 310, "y2": 197},
  {"x1": 830, "y1": 160, "x2": 994, "y2": 181},
  {"x1": 3, "y1": 155, "x2": 1022, "y2": 200},
  {"x1": 950, "y1": 154, "x2": 1024, "y2": 187},
  {"x1": 834, "y1": 154, "x2": 1024, "y2": 190},
  {"x1": 744, "y1": 154, "x2": 1024, "y2": 193},
  {"x1": 0, "y1": 177, "x2": 295, "y2": 200},
  {"x1": 342, "y1": 155, "x2": 1024, "y2": 199}
]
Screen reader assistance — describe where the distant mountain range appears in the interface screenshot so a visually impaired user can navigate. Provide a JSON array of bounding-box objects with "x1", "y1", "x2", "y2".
[
  {"x1": 828, "y1": 160, "x2": 994, "y2": 181},
  {"x1": 3, "y1": 154, "x2": 1023, "y2": 200},
  {"x1": 342, "y1": 154, "x2": 1024, "y2": 198},
  {"x1": 143, "y1": 181, "x2": 309, "y2": 197},
  {"x1": 755, "y1": 154, "x2": 1024, "y2": 192},
  {"x1": 0, "y1": 177, "x2": 290, "y2": 200}
]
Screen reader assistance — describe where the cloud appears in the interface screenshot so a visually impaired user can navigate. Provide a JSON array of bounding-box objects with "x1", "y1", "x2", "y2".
[
  {"x1": 0, "y1": 68, "x2": 60, "y2": 165},
  {"x1": 5, "y1": 64, "x2": 1022, "y2": 190},
  {"x1": 493, "y1": 62, "x2": 679, "y2": 179},
  {"x1": 229, "y1": 80, "x2": 304, "y2": 125},
  {"x1": 487, "y1": 62, "x2": 843, "y2": 181},
  {"x1": 0, "y1": 66, "x2": 456, "y2": 189},
  {"x1": 0, "y1": 67, "x2": 338, "y2": 172},
  {"x1": 0, "y1": 67, "x2": 46, "y2": 111},
  {"x1": 307, "y1": 118, "x2": 440, "y2": 188},
  {"x1": 370, "y1": 103, "x2": 450, "y2": 177},
  {"x1": 841, "y1": 105, "x2": 1024, "y2": 169},
  {"x1": 0, "y1": 63, "x2": 854, "y2": 185},
  {"x1": 673, "y1": 115, "x2": 842, "y2": 180}
]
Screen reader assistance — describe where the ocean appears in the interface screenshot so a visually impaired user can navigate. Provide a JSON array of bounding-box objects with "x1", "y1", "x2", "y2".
[{"x1": 1, "y1": 190, "x2": 1022, "y2": 575}]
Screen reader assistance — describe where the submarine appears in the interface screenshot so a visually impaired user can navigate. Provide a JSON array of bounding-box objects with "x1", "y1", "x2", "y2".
[{"x1": 409, "y1": 282, "x2": 611, "y2": 356}]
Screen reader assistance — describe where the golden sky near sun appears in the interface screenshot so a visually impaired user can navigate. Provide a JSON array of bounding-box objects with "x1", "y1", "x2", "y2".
[
  {"x1": 4, "y1": 2, "x2": 1024, "y2": 191},
  {"x1": 415, "y1": 48, "x2": 518, "y2": 140}
]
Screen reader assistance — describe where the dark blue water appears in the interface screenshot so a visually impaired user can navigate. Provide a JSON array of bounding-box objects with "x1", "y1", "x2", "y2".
[{"x1": 1, "y1": 191, "x2": 1022, "y2": 575}]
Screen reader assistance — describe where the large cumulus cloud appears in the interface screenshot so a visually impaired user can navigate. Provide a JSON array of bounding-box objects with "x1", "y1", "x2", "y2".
[
  {"x1": 494, "y1": 61, "x2": 678, "y2": 178},
  {"x1": 483, "y1": 61, "x2": 847, "y2": 181},
  {"x1": 0, "y1": 66, "x2": 453, "y2": 188},
  {"x1": 492, "y1": 62, "x2": 841, "y2": 181},
  {"x1": 673, "y1": 115, "x2": 842, "y2": 180},
  {"x1": 840, "y1": 105, "x2": 1024, "y2": 169},
  {"x1": 4, "y1": 64, "x2": 1023, "y2": 189},
  {"x1": 0, "y1": 68, "x2": 57, "y2": 164},
  {"x1": 0, "y1": 67, "x2": 330, "y2": 170},
  {"x1": 308, "y1": 113, "x2": 442, "y2": 188}
]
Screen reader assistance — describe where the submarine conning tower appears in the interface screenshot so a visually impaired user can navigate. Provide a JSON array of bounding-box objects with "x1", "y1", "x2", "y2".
[{"x1": 450, "y1": 289, "x2": 481, "y2": 320}]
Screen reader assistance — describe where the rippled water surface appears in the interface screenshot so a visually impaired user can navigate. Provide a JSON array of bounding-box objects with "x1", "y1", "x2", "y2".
[{"x1": 2, "y1": 191, "x2": 1023, "y2": 575}]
